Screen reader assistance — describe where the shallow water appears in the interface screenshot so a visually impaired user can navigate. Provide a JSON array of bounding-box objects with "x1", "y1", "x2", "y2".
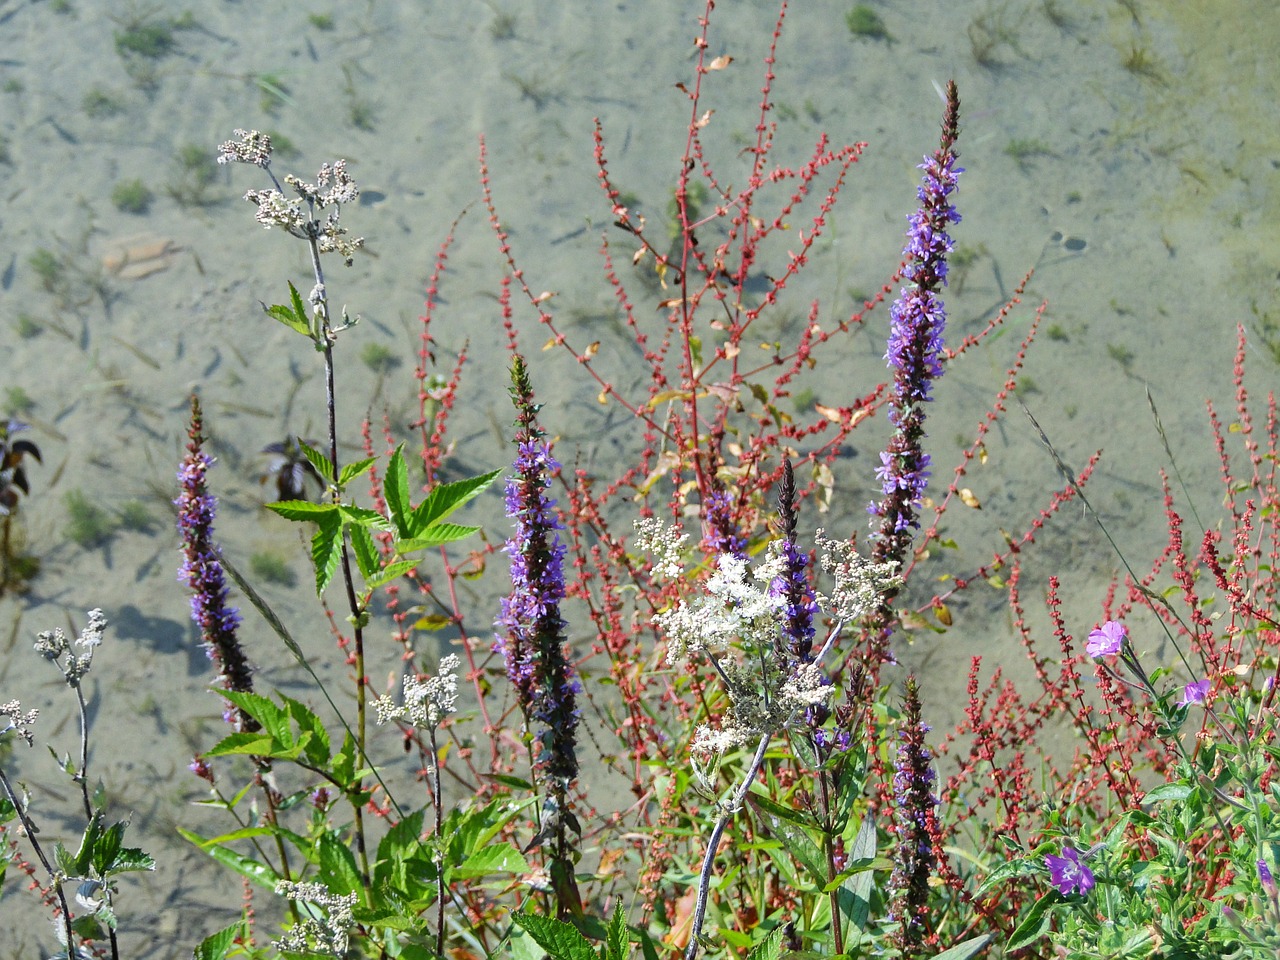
[{"x1": 0, "y1": 0, "x2": 1276, "y2": 954}]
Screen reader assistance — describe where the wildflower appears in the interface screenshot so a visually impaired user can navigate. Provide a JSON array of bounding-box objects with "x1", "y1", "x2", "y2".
[
  {"x1": 216, "y1": 128, "x2": 273, "y2": 167},
  {"x1": 34, "y1": 608, "x2": 106, "y2": 687},
  {"x1": 1086, "y1": 620, "x2": 1126, "y2": 658},
  {"x1": 888, "y1": 677, "x2": 938, "y2": 954},
  {"x1": 1045, "y1": 846, "x2": 1095, "y2": 896},
  {"x1": 1176, "y1": 678, "x2": 1211, "y2": 707},
  {"x1": 634, "y1": 515, "x2": 689, "y2": 581},
  {"x1": 496, "y1": 355, "x2": 582, "y2": 918},
  {"x1": 0, "y1": 699, "x2": 38, "y2": 746},
  {"x1": 870, "y1": 80, "x2": 962, "y2": 566},
  {"x1": 1260, "y1": 859, "x2": 1277, "y2": 898},
  {"x1": 273, "y1": 880, "x2": 358, "y2": 956},
  {"x1": 372, "y1": 654, "x2": 460, "y2": 731},
  {"x1": 176, "y1": 396, "x2": 256, "y2": 730}
]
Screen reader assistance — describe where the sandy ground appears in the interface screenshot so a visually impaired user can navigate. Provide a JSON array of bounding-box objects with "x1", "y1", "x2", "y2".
[{"x1": 0, "y1": 0, "x2": 1276, "y2": 954}]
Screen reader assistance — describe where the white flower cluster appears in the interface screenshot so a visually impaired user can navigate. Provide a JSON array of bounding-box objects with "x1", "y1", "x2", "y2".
[
  {"x1": 814, "y1": 530, "x2": 900, "y2": 622},
  {"x1": 273, "y1": 880, "x2": 358, "y2": 957},
  {"x1": 633, "y1": 515, "x2": 689, "y2": 581},
  {"x1": 373, "y1": 654, "x2": 460, "y2": 731},
  {"x1": 654, "y1": 552, "x2": 785, "y2": 665},
  {"x1": 34, "y1": 609, "x2": 106, "y2": 686},
  {"x1": 642, "y1": 519, "x2": 899, "y2": 786},
  {"x1": 0, "y1": 699, "x2": 38, "y2": 746},
  {"x1": 217, "y1": 128, "x2": 273, "y2": 167}
]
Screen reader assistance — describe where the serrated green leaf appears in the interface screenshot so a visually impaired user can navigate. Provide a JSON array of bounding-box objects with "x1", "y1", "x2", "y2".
[
  {"x1": 107, "y1": 846, "x2": 155, "y2": 875},
  {"x1": 396, "y1": 523, "x2": 482, "y2": 552},
  {"x1": 407, "y1": 468, "x2": 500, "y2": 536},
  {"x1": 745, "y1": 926, "x2": 783, "y2": 960},
  {"x1": 194, "y1": 920, "x2": 247, "y2": 960},
  {"x1": 282, "y1": 694, "x2": 331, "y2": 767},
  {"x1": 385, "y1": 445, "x2": 412, "y2": 538},
  {"x1": 605, "y1": 897, "x2": 629, "y2": 960},
  {"x1": 263, "y1": 282, "x2": 311, "y2": 338},
  {"x1": 222, "y1": 690, "x2": 290, "y2": 744},
  {"x1": 365, "y1": 559, "x2": 419, "y2": 590},
  {"x1": 178, "y1": 827, "x2": 281, "y2": 891},
  {"x1": 298, "y1": 440, "x2": 335, "y2": 484},
  {"x1": 339, "y1": 505, "x2": 392, "y2": 530},
  {"x1": 318, "y1": 830, "x2": 365, "y2": 898},
  {"x1": 350, "y1": 521, "x2": 380, "y2": 580},
  {"x1": 92, "y1": 820, "x2": 126, "y2": 875},
  {"x1": 338, "y1": 456, "x2": 377, "y2": 487},
  {"x1": 513, "y1": 912, "x2": 597, "y2": 960},
  {"x1": 455, "y1": 843, "x2": 528, "y2": 880},
  {"x1": 312, "y1": 508, "x2": 343, "y2": 595},
  {"x1": 266, "y1": 499, "x2": 339, "y2": 521}
]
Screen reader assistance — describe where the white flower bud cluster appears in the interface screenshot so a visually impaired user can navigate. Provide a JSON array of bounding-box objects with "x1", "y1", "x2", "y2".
[
  {"x1": 34, "y1": 609, "x2": 107, "y2": 686},
  {"x1": 273, "y1": 880, "x2": 358, "y2": 956},
  {"x1": 373, "y1": 654, "x2": 460, "y2": 731}
]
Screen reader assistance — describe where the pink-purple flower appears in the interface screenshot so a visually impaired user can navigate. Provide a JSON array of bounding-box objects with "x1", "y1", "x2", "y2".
[
  {"x1": 1045, "y1": 846, "x2": 1095, "y2": 896},
  {"x1": 1176, "y1": 678, "x2": 1211, "y2": 707},
  {"x1": 1086, "y1": 620, "x2": 1126, "y2": 658}
]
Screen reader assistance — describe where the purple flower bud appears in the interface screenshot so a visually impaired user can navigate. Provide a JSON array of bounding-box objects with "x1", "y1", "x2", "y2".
[{"x1": 1176, "y1": 678, "x2": 1211, "y2": 707}]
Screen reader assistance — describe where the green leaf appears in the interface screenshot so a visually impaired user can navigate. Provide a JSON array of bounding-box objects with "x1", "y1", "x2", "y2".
[
  {"x1": 298, "y1": 439, "x2": 335, "y2": 484},
  {"x1": 263, "y1": 282, "x2": 311, "y2": 338},
  {"x1": 930, "y1": 933, "x2": 992, "y2": 960},
  {"x1": 384, "y1": 445, "x2": 412, "y2": 538},
  {"x1": 1005, "y1": 892, "x2": 1059, "y2": 952},
  {"x1": 312, "y1": 508, "x2": 344, "y2": 595},
  {"x1": 178, "y1": 827, "x2": 281, "y2": 891},
  {"x1": 744, "y1": 926, "x2": 783, "y2": 960},
  {"x1": 407, "y1": 468, "x2": 501, "y2": 536},
  {"x1": 204, "y1": 730, "x2": 278, "y2": 759},
  {"x1": 512, "y1": 912, "x2": 597, "y2": 960},
  {"x1": 365, "y1": 559, "x2": 419, "y2": 590},
  {"x1": 1142, "y1": 782, "x2": 1194, "y2": 804},
  {"x1": 339, "y1": 505, "x2": 392, "y2": 530},
  {"x1": 350, "y1": 521, "x2": 380, "y2": 580},
  {"x1": 454, "y1": 842, "x2": 528, "y2": 880},
  {"x1": 605, "y1": 897, "x2": 629, "y2": 960},
  {"x1": 222, "y1": 690, "x2": 290, "y2": 744},
  {"x1": 267, "y1": 499, "x2": 338, "y2": 521},
  {"x1": 194, "y1": 920, "x2": 247, "y2": 960},
  {"x1": 282, "y1": 694, "x2": 331, "y2": 767},
  {"x1": 396, "y1": 523, "x2": 483, "y2": 552},
  {"x1": 318, "y1": 830, "x2": 365, "y2": 898},
  {"x1": 338, "y1": 456, "x2": 377, "y2": 487},
  {"x1": 107, "y1": 846, "x2": 155, "y2": 875},
  {"x1": 844, "y1": 815, "x2": 877, "y2": 934}
]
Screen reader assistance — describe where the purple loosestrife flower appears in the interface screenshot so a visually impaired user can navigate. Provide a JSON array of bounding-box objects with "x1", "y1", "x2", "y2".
[
  {"x1": 703, "y1": 486, "x2": 747, "y2": 560},
  {"x1": 496, "y1": 356, "x2": 583, "y2": 919},
  {"x1": 888, "y1": 676, "x2": 937, "y2": 957},
  {"x1": 1045, "y1": 847, "x2": 1095, "y2": 896},
  {"x1": 1086, "y1": 620, "x2": 1127, "y2": 658},
  {"x1": 871, "y1": 80, "x2": 962, "y2": 570},
  {"x1": 1177, "y1": 678, "x2": 1211, "y2": 706},
  {"x1": 176, "y1": 396, "x2": 256, "y2": 731}
]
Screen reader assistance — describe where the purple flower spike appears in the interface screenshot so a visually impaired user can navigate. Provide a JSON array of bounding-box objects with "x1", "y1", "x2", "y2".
[
  {"x1": 871, "y1": 81, "x2": 961, "y2": 568},
  {"x1": 1176, "y1": 678, "x2": 1211, "y2": 707},
  {"x1": 176, "y1": 396, "x2": 256, "y2": 731},
  {"x1": 1045, "y1": 847, "x2": 1095, "y2": 896},
  {"x1": 1086, "y1": 620, "x2": 1126, "y2": 658},
  {"x1": 1259, "y1": 859, "x2": 1277, "y2": 897}
]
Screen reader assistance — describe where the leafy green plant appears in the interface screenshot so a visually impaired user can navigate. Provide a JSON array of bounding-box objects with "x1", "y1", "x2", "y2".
[{"x1": 111, "y1": 178, "x2": 154, "y2": 214}]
